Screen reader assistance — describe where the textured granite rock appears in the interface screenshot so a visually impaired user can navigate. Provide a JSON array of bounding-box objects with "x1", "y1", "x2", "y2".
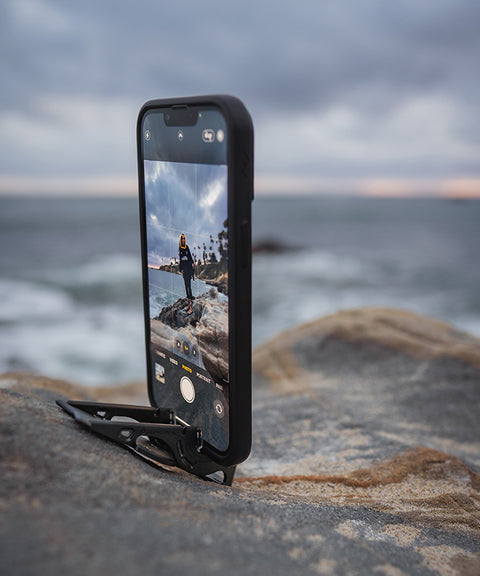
[{"x1": 1, "y1": 308, "x2": 479, "y2": 576}]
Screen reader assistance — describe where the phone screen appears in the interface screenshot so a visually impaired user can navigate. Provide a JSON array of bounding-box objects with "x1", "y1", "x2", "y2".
[{"x1": 140, "y1": 108, "x2": 230, "y2": 452}]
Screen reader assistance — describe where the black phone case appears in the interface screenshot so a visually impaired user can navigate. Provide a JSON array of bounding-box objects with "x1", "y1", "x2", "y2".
[{"x1": 136, "y1": 95, "x2": 253, "y2": 467}]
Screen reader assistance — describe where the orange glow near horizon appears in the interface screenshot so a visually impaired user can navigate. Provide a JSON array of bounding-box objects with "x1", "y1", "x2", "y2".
[
  {"x1": 441, "y1": 179, "x2": 480, "y2": 199},
  {"x1": 255, "y1": 174, "x2": 480, "y2": 198},
  {"x1": 361, "y1": 178, "x2": 480, "y2": 199},
  {"x1": 0, "y1": 175, "x2": 137, "y2": 197},
  {"x1": 1, "y1": 174, "x2": 480, "y2": 199}
]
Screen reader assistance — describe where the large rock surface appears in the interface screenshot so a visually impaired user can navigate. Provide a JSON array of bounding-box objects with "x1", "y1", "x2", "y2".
[{"x1": 1, "y1": 308, "x2": 480, "y2": 576}]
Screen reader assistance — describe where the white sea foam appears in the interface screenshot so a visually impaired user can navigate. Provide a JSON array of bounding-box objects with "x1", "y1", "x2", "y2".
[
  {"x1": 252, "y1": 249, "x2": 377, "y2": 343},
  {"x1": 47, "y1": 253, "x2": 142, "y2": 292},
  {"x1": 286, "y1": 249, "x2": 375, "y2": 283},
  {"x1": 0, "y1": 265, "x2": 144, "y2": 385},
  {"x1": 0, "y1": 278, "x2": 73, "y2": 322},
  {"x1": 0, "y1": 301, "x2": 145, "y2": 385},
  {"x1": 252, "y1": 248, "x2": 480, "y2": 345}
]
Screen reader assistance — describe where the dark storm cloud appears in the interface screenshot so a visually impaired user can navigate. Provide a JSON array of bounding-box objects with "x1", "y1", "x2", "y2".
[
  {"x1": 1, "y1": 0, "x2": 479, "y2": 181},
  {"x1": 4, "y1": 0, "x2": 479, "y2": 111}
]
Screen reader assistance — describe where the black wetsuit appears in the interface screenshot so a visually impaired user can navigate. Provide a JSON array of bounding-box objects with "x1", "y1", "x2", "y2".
[{"x1": 179, "y1": 245, "x2": 194, "y2": 300}]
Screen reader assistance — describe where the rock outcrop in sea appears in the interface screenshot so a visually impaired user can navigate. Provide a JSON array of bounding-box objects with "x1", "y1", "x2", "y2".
[
  {"x1": 1, "y1": 307, "x2": 479, "y2": 575},
  {"x1": 151, "y1": 288, "x2": 229, "y2": 383}
]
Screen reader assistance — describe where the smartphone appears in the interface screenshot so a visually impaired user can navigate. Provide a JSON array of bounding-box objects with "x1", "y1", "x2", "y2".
[{"x1": 137, "y1": 95, "x2": 253, "y2": 466}]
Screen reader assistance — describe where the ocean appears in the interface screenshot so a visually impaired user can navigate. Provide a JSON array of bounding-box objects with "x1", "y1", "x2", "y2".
[{"x1": 1, "y1": 196, "x2": 479, "y2": 386}]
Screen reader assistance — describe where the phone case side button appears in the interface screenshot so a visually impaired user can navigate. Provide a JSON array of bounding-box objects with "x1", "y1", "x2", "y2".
[
  {"x1": 240, "y1": 151, "x2": 253, "y2": 201},
  {"x1": 240, "y1": 221, "x2": 250, "y2": 269}
]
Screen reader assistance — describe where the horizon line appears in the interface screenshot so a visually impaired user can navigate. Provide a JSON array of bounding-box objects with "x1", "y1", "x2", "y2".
[{"x1": 1, "y1": 174, "x2": 480, "y2": 199}]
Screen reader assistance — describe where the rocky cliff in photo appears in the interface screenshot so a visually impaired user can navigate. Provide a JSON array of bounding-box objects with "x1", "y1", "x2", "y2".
[{"x1": 151, "y1": 287, "x2": 229, "y2": 383}]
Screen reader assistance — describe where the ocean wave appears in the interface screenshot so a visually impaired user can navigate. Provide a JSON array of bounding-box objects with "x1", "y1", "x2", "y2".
[
  {"x1": 64, "y1": 253, "x2": 142, "y2": 286},
  {"x1": 0, "y1": 301, "x2": 145, "y2": 385},
  {"x1": 252, "y1": 248, "x2": 480, "y2": 345},
  {"x1": 44, "y1": 253, "x2": 143, "y2": 304},
  {"x1": 252, "y1": 249, "x2": 376, "y2": 344},
  {"x1": 255, "y1": 248, "x2": 376, "y2": 284},
  {"x1": 0, "y1": 278, "x2": 74, "y2": 323}
]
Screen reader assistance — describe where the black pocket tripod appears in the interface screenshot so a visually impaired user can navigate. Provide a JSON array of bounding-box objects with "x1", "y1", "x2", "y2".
[{"x1": 56, "y1": 400, "x2": 236, "y2": 486}]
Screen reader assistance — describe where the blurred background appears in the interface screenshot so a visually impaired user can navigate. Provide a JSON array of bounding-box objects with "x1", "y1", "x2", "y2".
[{"x1": 1, "y1": 0, "x2": 479, "y2": 386}]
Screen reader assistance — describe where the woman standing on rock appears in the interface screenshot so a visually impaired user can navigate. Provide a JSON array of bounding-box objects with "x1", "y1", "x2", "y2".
[{"x1": 179, "y1": 233, "x2": 194, "y2": 313}]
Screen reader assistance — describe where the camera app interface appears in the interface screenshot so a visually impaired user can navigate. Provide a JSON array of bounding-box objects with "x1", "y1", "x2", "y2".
[{"x1": 144, "y1": 158, "x2": 229, "y2": 451}]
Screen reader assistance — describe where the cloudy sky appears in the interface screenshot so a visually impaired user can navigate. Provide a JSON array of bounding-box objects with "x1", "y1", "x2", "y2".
[
  {"x1": 1, "y1": 0, "x2": 479, "y2": 196},
  {"x1": 145, "y1": 160, "x2": 227, "y2": 267}
]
